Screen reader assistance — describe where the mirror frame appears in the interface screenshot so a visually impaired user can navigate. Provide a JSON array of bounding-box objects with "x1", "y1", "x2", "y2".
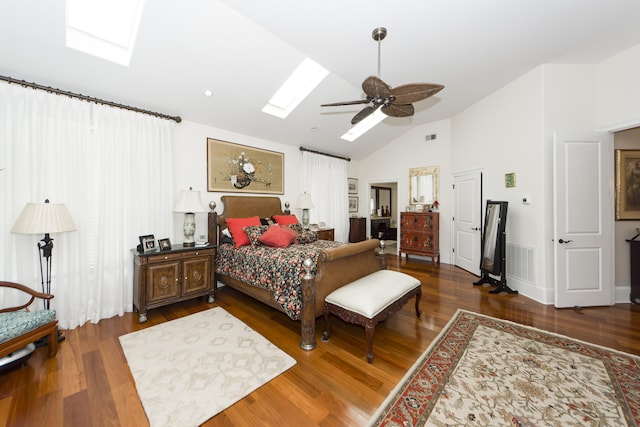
[
  {"x1": 409, "y1": 166, "x2": 439, "y2": 205},
  {"x1": 480, "y1": 201, "x2": 508, "y2": 275}
]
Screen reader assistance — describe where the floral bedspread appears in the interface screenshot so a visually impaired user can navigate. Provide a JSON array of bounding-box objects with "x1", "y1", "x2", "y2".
[{"x1": 215, "y1": 240, "x2": 344, "y2": 320}]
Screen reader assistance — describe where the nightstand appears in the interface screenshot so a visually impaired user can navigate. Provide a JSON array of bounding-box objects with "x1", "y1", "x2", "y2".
[
  {"x1": 316, "y1": 228, "x2": 335, "y2": 241},
  {"x1": 132, "y1": 244, "x2": 216, "y2": 322}
]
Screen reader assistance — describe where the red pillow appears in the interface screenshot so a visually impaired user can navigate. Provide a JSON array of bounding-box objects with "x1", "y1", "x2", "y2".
[
  {"x1": 226, "y1": 216, "x2": 261, "y2": 248},
  {"x1": 272, "y1": 214, "x2": 299, "y2": 225},
  {"x1": 258, "y1": 225, "x2": 297, "y2": 248}
]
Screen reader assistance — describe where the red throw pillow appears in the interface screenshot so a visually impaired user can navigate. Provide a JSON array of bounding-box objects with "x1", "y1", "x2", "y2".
[
  {"x1": 272, "y1": 214, "x2": 299, "y2": 225},
  {"x1": 258, "y1": 225, "x2": 297, "y2": 248},
  {"x1": 226, "y1": 216, "x2": 261, "y2": 248}
]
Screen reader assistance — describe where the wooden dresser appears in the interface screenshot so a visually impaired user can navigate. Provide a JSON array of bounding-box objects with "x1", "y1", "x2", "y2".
[
  {"x1": 400, "y1": 212, "x2": 440, "y2": 264},
  {"x1": 349, "y1": 217, "x2": 366, "y2": 242},
  {"x1": 132, "y1": 244, "x2": 215, "y2": 322}
]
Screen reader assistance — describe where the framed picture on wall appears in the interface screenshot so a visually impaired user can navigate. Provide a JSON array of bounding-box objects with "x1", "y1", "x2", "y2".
[
  {"x1": 615, "y1": 149, "x2": 640, "y2": 220},
  {"x1": 207, "y1": 138, "x2": 284, "y2": 194},
  {"x1": 349, "y1": 196, "x2": 358, "y2": 212},
  {"x1": 348, "y1": 177, "x2": 358, "y2": 194}
]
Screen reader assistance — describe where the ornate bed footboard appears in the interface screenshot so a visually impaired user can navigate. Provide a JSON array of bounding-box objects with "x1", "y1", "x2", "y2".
[{"x1": 207, "y1": 195, "x2": 384, "y2": 350}]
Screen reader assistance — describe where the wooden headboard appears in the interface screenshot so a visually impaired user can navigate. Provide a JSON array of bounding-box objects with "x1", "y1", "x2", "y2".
[{"x1": 207, "y1": 195, "x2": 287, "y2": 244}]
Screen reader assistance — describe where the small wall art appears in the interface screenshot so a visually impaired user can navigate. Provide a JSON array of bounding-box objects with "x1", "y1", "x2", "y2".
[
  {"x1": 505, "y1": 172, "x2": 516, "y2": 188},
  {"x1": 615, "y1": 149, "x2": 640, "y2": 220}
]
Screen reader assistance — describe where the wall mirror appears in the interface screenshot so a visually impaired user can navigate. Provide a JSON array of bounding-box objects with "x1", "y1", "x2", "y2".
[
  {"x1": 370, "y1": 186, "x2": 392, "y2": 215},
  {"x1": 409, "y1": 166, "x2": 439, "y2": 205}
]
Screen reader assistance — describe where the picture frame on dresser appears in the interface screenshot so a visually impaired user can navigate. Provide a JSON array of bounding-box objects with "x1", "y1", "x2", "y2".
[
  {"x1": 138, "y1": 234, "x2": 156, "y2": 253},
  {"x1": 158, "y1": 238, "x2": 172, "y2": 251}
]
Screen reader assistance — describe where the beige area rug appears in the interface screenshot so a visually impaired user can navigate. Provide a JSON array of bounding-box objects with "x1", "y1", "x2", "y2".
[
  {"x1": 369, "y1": 309, "x2": 640, "y2": 426},
  {"x1": 119, "y1": 307, "x2": 296, "y2": 427}
]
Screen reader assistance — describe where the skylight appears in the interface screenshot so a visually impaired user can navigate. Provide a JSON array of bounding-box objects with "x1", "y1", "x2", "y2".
[
  {"x1": 65, "y1": 0, "x2": 145, "y2": 66},
  {"x1": 262, "y1": 58, "x2": 329, "y2": 119},
  {"x1": 340, "y1": 108, "x2": 386, "y2": 142}
]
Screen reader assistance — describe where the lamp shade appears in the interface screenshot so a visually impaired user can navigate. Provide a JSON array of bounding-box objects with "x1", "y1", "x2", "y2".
[
  {"x1": 174, "y1": 188, "x2": 207, "y2": 213},
  {"x1": 11, "y1": 201, "x2": 77, "y2": 234},
  {"x1": 295, "y1": 193, "x2": 315, "y2": 209}
]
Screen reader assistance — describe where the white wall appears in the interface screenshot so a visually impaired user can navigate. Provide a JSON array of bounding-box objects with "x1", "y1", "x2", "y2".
[
  {"x1": 352, "y1": 119, "x2": 452, "y2": 261},
  {"x1": 172, "y1": 120, "x2": 304, "y2": 244},
  {"x1": 451, "y1": 68, "x2": 548, "y2": 300}
]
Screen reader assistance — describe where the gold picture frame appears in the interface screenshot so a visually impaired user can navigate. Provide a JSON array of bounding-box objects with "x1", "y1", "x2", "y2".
[
  {"x1": 207, "y1": 138, "x2": 284, "y2": 194},
  {"x1": 615, "y1": 149, "x2": 640, "y2": 220}
]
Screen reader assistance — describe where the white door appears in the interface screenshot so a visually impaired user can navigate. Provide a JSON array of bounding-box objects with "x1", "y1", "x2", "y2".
[
  {"x1": 553, "y1": 131, "x2": 614, "y2": 307},
  {"x1": 453, "y1": 170, "x2": 482, "y2": 275}
]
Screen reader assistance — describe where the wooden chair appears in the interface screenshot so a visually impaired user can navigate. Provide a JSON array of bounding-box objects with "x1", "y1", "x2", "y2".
[{"x1": 0, "y1": 281, "x2": 59, "y2": 358}]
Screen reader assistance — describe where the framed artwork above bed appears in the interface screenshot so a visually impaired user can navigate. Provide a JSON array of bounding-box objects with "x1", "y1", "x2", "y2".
[{"x1": 207, "y1": 138, "x2": 284, "y2": 194}]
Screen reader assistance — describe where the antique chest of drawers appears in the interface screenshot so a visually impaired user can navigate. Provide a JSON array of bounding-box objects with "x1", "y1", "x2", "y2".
[{"x1": 399, "y1": 212, "x2": 440, "y2": 264}]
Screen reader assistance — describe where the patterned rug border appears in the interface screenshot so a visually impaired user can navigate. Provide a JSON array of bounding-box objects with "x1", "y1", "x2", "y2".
[{"x1": 367, "y1": 309, "x2": 640, "y2": 426}]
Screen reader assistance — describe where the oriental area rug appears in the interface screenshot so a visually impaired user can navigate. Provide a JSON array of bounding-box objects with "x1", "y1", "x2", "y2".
[
  {"x1": 368, "y1": 309, "x2": 640, "y2": 427},
  {"x1": 119, "y1": 307, "x2": 296, "y2": 427}
]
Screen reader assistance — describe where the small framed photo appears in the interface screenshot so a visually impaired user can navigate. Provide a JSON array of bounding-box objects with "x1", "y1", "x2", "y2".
[
  {"x1": 139, "y1": 234, "x2": 156, "y2": 253},
  {"x1": 158, "y1": 238, "x2": 172, "y2": 251},
  {"x1": 348, "y1": 178, "x2": 358, "y2": 194},
  {"x1": 349, "y1": 196, "x2": 359, "y2": 212}
]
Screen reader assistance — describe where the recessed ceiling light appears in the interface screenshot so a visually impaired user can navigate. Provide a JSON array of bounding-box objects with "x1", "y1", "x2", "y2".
[
  {"x1": 203, "y1": 90, "x2": 213, "y2": 97},
  {"x1": 262, "y1": 57, "x2": 329, "y2": 119},
  {"x1": 341, "y1": 108, "x2": 386, "y2": 142}
]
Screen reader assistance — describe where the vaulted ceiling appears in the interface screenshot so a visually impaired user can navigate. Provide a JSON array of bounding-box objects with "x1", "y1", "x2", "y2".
[{"x1": 2, "y1": 1, "x2": 640, "y2": 160}]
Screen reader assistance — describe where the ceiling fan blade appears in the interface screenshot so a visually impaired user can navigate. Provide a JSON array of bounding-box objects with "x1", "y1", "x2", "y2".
[
  {"x1": 321, "y1": 99, "x2": 370, "y2": 107},
  {"x1": 391, "y1": 83, "x2": 444, "y2": 104},
  {"x1": 362, "y1": 75, "x2": 391, "y2": 99},
  {"x1": 382, "y1": 103, "x2": 414, "y2": 118},
  {"x1": 351, "y1": 106, "x2": 376, "y2": 125}
]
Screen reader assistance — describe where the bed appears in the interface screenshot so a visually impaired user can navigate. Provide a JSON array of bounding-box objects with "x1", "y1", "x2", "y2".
[{"x1": 207, "y1": 195, "x2": 384, "y2": 350}]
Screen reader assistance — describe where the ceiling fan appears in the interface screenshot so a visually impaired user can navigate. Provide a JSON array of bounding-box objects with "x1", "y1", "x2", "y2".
[{"x1": 321, "y1": 27, "x2": 444, "y2": 125}]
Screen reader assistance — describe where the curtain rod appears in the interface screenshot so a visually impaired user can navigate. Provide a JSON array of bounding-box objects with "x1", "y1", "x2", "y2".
[
  {"x1": 299, "y1": 146, "x2": 351, "y2": 162},
  {"x1": 0, "y1": 75, "x2": 182, "y2": 123}
]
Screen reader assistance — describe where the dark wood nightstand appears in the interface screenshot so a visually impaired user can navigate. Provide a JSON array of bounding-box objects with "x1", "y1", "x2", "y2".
[
  {"x1": 316, "y1": 228, "x2": 335, "y2": 241},
  {"x1": 132, "y1": 244, "x2": 216, "y2": 322}
]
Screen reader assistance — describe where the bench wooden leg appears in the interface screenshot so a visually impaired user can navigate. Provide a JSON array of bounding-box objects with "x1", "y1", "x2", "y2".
[
  {"x1": 365, "y1": 323, "x2": 375, "y2": 363},
  {"x1": 415, "y1": 287, "x2": 423, "y2": 318}
]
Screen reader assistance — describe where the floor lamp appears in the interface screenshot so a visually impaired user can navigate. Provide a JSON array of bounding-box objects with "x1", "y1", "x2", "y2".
[{"x1": 11, "y1": 199, "x2": 77, "y2": 313}]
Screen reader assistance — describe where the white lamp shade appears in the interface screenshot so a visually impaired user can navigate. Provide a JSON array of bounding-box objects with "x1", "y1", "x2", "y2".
[
  {"x1": 295, "y1": 193, "x2": 315, "y2": 209},
  {"x1": 11, "y1": 202, "x2": 77, "y2": 234},
  {"x1": 174, "y1": 189, "x2": 207, "y2": 213}
]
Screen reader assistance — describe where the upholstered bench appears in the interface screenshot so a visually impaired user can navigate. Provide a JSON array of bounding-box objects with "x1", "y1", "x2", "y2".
[{"x1": 322, "y1": 269, "x2": 422, "y2": 363}]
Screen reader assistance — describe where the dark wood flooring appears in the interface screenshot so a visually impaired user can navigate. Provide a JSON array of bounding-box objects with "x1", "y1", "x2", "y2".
[{"x1": 2, "y1": 256, "x2": 639, "y2": 426}]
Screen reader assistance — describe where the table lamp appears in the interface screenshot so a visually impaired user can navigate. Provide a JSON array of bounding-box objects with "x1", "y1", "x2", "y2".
[
  {"x1": 295, "y1": 192, "x2": 315, "y2": 229},
  {"x1": 174, "y1": 187, "x2": 207, "y2": 246}
]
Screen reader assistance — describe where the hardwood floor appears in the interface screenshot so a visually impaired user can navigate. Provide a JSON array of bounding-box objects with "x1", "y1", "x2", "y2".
[{"x1": 2, "y1": 256, "x2": 639, "y2": 427}]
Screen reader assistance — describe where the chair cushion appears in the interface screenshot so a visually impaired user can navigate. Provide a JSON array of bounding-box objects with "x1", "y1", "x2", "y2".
[
  {"x1": 0, "y1": 310, "x2": 56, "y2": 343},
  {"x1": 325, "y1": 270, "x2": 420, "y2": 318}
]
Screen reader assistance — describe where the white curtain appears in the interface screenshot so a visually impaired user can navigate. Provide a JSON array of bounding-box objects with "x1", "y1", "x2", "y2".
[
  {"x1": 0, "y1": 82, "x2": 173, "y2": 329},
  {"x1": 301, "y1": 151, "x2": 349, "y2": 242}
]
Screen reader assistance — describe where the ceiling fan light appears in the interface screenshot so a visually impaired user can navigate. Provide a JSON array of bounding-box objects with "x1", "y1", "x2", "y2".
[
  {"x1": 341, "y1": 108, "x2": 386, "y2": 142},
  {"x1": 263, "y1": 57, "x2": 329, "y2": 119}
]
